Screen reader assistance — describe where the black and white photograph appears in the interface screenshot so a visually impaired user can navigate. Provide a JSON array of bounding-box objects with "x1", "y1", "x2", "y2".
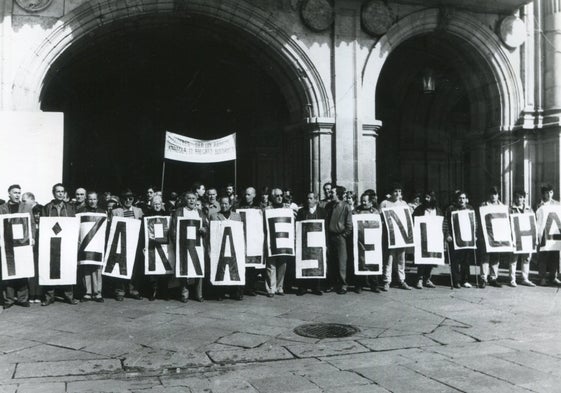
[{"x1": 0, "y1": 0, "x2": 559, "y2": 392}]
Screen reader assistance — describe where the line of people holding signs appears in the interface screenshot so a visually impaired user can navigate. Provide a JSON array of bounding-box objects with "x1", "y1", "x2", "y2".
[{"x1": 0, "y1": 181, "x2": 559, "y2": 309}]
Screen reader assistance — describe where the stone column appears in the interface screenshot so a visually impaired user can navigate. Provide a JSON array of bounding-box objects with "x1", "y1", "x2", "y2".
[
  {"x1": 333, "y1": 1, "x2": 360, "y2": 191},
  {"x1": 357, "y1": 121, "x2": 382, "y2": 194},
  {"x1": 307, "y1": 117, "x2": 335, "y2": 196},
  {"x1": 0, "y1": 1, "x2": 13, "y2": 110},
  {"x1": 543, "y1": 0, "x2": 561, "y2": 124}
]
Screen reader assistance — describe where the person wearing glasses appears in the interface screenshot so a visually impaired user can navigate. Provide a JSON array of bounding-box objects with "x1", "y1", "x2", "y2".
[
  {"x1": 110, "y1": 189, "x2": 144, "y2": 301},
  {"x1": 265, "y1": 188, "x2": 293, "y2": 297}
]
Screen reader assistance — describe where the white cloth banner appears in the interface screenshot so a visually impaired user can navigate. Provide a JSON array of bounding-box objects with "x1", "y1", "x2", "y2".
[
  {"x1": 237, "y1": 209, "x2": 265, "y2": 268},
  {"x1": 479, "y1": 205, "x2": 513, "y2": 252},
  {"x1": 176, "y1": 217, "x2": 205, "y2": 278},
  {"x1": 510, "y1": 213, "x2": 538, "y2": 254},
  {"x1": 210, "y1": 220, "x2": 246, "y2": 286},
  {"x1": 413, "y1": 215, "x2": 445, "y2": 265},
  {"x1": 537, "y1": 204, "x2": 561, "y2": 251},
  {"x1": 352, "y1": 214, "x2": 383, "y2": 275},
  {"x1": 0, "y1": 213, "x2": 34, "y2": 280},
  {"x1": 265, "y1": 208, "x2": 295, "y2": 257},
  {"x1": 144, "y1": 216, "x2": 174, "y2": 275},
  {"x1": 164, "y1": 131, "x2": 236, "y2": 163},
  {"x1": 38, "y1": 217, "x2": 79, "y2": 285},
  {"x1": 77, "y1": 213, "x2": 107, "y2": 266},
  {"x1": 102, "y1": 217, "x2": 141, "y2": 279},
  {"x1": 382, "y1": 206, "x2": 414, "y2": 249},
  {"x1": 296, "y1": 220, "x2": 327, "y2": 279},
  {"x1": 451, "y1": 210, "x2": 477, "y2": 250}
]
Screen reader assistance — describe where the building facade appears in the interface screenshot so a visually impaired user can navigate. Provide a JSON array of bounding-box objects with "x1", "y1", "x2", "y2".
[{"x1": 0, "y1": 0, "x2": 557, "y2": 205}]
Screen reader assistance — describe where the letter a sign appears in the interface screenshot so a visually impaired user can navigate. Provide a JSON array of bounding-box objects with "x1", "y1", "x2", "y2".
[
  {"x1": 210, "y1": 220, "x2": 245, "y2": 286},
  {"x1": 103, "y1": 217, "x2": 141, "y2": 279}
]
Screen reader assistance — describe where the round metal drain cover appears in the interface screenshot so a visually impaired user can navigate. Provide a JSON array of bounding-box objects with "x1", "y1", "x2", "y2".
[{"x1": 294, "y1": 323, "x2": 360, "y2": 339}]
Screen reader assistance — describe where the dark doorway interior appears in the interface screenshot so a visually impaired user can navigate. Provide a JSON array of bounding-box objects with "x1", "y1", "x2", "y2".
[
  {"x1": 40, "y1": 16, "x2": 305, "y2": 200},
  {"x1": 376, "y1": 33, "x2": 476, "y2": 205}
]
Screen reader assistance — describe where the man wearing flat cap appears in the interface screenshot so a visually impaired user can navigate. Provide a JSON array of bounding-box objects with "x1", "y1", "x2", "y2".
[{"x1": 110, "y1": 189, "x2": 144, "y2": 300}]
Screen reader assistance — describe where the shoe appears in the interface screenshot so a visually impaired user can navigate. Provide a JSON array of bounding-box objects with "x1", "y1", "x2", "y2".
[
  {"x1": 16, "y1": 301, "x2": 30, "y2": 308},
  {"x1": 81, "y1": 296, "x2": 91, "y2": 302},
  {"x1": 489, "y1": 280, "x2": 502, "y2": 288},
  {"x1": 324, "y1": 287, "x2": 335, "y2": 293},
  {"x1": 509, "y1": 281, "x2": 517, "y2": 287},
  {"x1": 400, "y1": 282, "x2": 412, "y2": 290},
  {"x1": 196, "y1": 297, "x2": 204, "y2": 302},
  {"x1": 336, "y1": 288, "x2": 347, "y2": 294},
  {"x1": 3, "y1": 303, "x2": 13, "y2": 309},
  {"x1": 553, "y1": 278, "x2": 561, "y2": 286},
  {"x1": 276, "y1": 291, "x2": 284, "y2": 296},
  {"x1": 462, "y1": 282, "x2": 472, "y2": 288},
  {"x1": 380, "y1": 283, "x2": 389, "y2": 292},
  {"x1": 415, "y1": 280, "x2": 423, "y2": 289},
  {"x1": 311, "y1": 290, "x2": 323, "y2": 296},
  {"x1": 149, "y1": 289, "x2": 157, "y2": 301},
  {"x1": 129, "y1": 293, "x2": 143, "y2": 300},
  {"x1": 41, "y1": 298, "x2": 54, "y2": 306},
  {"x1": 245, "y1": 290, "x2": 257, "y2": 296},
  {"x1": 521, "y1": 280, "x2": 536, "y2": 287},
  {"x1": 266, "y1": 293, "x2": 274, "y2": 298},
  {"x1": 539, "y1": 278, "x2": 548, "y2": 286},
  {"x1": 94, "y1": 297, "x2": 104, "y2": 303},
  {"x1": 424, "y1": 280, "x2": 436, "y2": 288},
  {"x1": 453, "y1": 283, "x2": 461, "y2": 289},
  {"x1": 296, "y1": 288, "x2": 306, "y2": 296},
  {"x1": 181, "y1": 296, "x2": 189, "y2": 303},
  {"x1": 65, "y1": 298, "x2": 79, "y2": 305},
  {"x1": 479, "y1": 281, "x2": 487, "y2": 289},
  {"x1": 370, "y1": 286, "x2": 380, "y2": 293},
  {"x1": 115, "y1": 295, "x2": 124, "y2": 302},
  {"x1": 354, "y1": 287, "x2": 362, "y2": 294}
]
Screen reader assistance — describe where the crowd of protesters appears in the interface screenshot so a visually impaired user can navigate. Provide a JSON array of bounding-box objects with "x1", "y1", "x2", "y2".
[{"x1": 0, "y1": 179, "x2": 557, "y2": 310}]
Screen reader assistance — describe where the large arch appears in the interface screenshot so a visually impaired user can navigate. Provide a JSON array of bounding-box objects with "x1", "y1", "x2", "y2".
[
  {"x1": 361, "y1": 8, "x2": 524, "y2": 132},
  {"x1": 11, "y1": 0, "x2": 334, "y2": 122}
]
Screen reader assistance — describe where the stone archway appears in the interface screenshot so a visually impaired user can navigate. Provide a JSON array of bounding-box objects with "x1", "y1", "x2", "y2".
[
  {"x1": 362, "y1": 8, "x2": 523, "y2": 130},
  {"x1": 10, "y1": 0, "x2": 335, "y2": 196},
  {"x1": 362, "y1": 8, "x2": 524, "y2": 203},
  {"x1": 12, "y1": 0, "x2": 334, "y2": 122}
]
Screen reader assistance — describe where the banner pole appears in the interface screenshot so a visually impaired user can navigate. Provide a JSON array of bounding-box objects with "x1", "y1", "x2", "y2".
[
  {"x1": 160, "y1": 161, "x2": 166, "y2": 195},
  {"x1": 234, "y1": 158, "x2": 237, "y2": 201}
]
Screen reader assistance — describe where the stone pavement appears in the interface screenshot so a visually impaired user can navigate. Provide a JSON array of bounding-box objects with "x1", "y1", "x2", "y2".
[{"x1": 1, "y1": 269, "x2": 561, "y2": 392}]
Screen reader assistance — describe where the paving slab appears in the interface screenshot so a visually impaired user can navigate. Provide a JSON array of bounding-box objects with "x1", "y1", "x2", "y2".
[
  {"x1": 353, "y1": 364, "x2": 460, "y2": 392},
  {"x1": 284, "y1": 340, "x2": 370, "y2": 358},
  {"x1": 14, "y1": 359, "x2": 122, "y2": 378},
  {"x1": 217, "y1": 332, "x2": 272, "y2": 348},
  {"x1": 13, "y1": 382, "x2": 66, "y2": 393},
  {"x1": 358, "y1": 334, "x2": 441, "y2": 351},
  {"x1": 248, "y1": 374, "x2": 321, "y2": 393},
  {"x1": 207, "y1": 346, "x2": 294, "y2": 364},
  {"x1": 66, "y1": 377, "x2": 161, "y2": 392},
  {"x1": 123, "y1": 347, "x2": 212, "y2": 370},
  {"x1": 303, "y1": 370, "x2": 372, "y2": 389}
]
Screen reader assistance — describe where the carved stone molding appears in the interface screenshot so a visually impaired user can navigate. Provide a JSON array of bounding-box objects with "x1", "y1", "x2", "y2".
[
  {"x1": 300, "y1": 0, "x2": 334, "y2": 32},
  {"x1": 15, "y1": 0, "x2": 53, "y2": 12},
  {"x1": 361, "y1": 0, "x2": 393, "y2": 36}
]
